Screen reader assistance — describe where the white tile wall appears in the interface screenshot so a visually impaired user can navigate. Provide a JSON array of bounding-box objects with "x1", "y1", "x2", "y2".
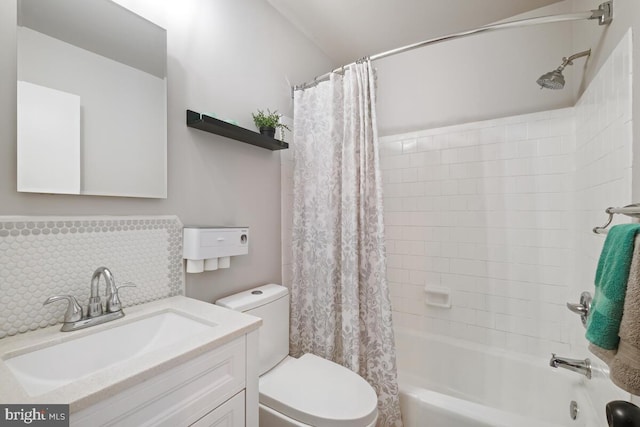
[
  {"x1": 380, "y1": 108, "x2": 576, "y2": 357},
  {"x1": 571, "y1": 29, "x2": 634, "y2": 353},
  {"x1": 573, "y1": 29, "x2": 635, "y2": 411}
]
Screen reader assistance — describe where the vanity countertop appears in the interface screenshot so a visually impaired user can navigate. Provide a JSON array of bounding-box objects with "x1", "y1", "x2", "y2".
[{"x1": 0, "y1": 296, "x2": 261, "y2": 412}]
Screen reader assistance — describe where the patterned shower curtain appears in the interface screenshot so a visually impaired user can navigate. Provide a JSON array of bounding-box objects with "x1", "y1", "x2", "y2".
[{"x1": 291, "y1": 60, "x2": 402, "y2": 427}]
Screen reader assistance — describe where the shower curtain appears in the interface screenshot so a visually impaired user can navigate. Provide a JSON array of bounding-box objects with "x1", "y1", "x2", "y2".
[{"x1": 291, "y1": 60, "x2": 402, "y2": 427}]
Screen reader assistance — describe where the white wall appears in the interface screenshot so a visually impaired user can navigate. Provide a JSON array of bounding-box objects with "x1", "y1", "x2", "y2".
[
  {"x1": 0, "y1": 0, "x2": 334, "y2": 303},
  {"x1": 375, "y1": 1, "x2": 576, "y2": 135},
  {"x1": 279, "y1": 117, "x2": 294, "y2": 290},
  {"x1": 570, "y1": 0, "x2": 640, "y2": 203}
]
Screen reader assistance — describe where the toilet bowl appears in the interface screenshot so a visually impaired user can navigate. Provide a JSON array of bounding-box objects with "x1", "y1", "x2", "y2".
[{"x1": 216, "y1": 284, "x2": 378, "y2": 427}]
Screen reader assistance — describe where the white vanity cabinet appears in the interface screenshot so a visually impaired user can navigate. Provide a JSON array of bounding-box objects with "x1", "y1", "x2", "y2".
[
  {"x1": 70, "y1": 331, "x2": 259, "y2": 427},
  {"x1": 191, "y1": 391, "x2": 245, "y2": 427},
  {"x1": 0, "y1": 297, "x2": 260, "y2": 427}
]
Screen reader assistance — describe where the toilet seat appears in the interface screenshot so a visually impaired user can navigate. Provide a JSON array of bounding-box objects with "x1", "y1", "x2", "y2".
[{"x1": 259, "y1": 354, "x2": 378, "y2": 427}]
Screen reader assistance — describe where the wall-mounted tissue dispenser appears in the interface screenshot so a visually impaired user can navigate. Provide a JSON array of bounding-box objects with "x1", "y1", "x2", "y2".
[{"x1": 183, "y1": 227, "x2": 249, "y2": 273}]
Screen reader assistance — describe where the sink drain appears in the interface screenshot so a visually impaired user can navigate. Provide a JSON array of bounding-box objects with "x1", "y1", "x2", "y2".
[{"x1": 570, "y1": 401, "x2": 579, "y2": 420}]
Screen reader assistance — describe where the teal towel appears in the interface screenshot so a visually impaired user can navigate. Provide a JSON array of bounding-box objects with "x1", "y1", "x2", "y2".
[{"x1": 586, "y1": 223, "x2": 640, "y2": 350}]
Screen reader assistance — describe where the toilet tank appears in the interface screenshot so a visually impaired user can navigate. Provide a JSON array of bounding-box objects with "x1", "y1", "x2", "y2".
[{"x1": 215, "y1": 284, "x2": 289, "y2": 376}]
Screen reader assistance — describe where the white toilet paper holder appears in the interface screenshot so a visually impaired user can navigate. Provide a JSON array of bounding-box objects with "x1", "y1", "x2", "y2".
[{"x1": 183, "y1": 226, "x2": 249, "y2": 273}]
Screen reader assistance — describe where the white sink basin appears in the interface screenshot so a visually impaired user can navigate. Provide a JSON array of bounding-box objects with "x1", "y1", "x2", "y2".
[{"x1": 3, "y1": 311, "x2": 216, "y2": 396}]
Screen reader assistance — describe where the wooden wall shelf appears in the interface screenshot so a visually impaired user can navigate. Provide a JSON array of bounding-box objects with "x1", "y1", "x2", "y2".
[{"x1": 186, "y1": 110, "x2": 288, "y2": 151}]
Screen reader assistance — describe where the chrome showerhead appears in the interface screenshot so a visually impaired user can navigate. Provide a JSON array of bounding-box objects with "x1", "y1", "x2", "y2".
[
  {"x1": 537, "y1": 69, "x2": 566, "y2": 90},
  {"x1": 537, "y1": 49, "x2": 591, "y2": 90}
]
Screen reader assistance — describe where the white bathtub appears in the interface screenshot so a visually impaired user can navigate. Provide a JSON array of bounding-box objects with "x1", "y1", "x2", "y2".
[{"x1": 394, "y1": 328, "x2": 618, "y2": 427}]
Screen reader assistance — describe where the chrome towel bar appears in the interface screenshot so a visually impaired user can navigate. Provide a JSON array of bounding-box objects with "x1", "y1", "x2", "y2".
[{"x1": 593, "y1": 204, "x2": 640, "y2": 234}]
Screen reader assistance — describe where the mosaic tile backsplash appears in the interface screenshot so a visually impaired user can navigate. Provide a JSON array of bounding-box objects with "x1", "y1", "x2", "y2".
[{"x1": 0, "y1": 215, "x2": 185, "y2": 338}]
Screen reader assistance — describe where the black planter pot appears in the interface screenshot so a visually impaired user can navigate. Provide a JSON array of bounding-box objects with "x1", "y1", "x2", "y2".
[{"x1": 259, "y1": 126, "x2": 276, "y2": 138}]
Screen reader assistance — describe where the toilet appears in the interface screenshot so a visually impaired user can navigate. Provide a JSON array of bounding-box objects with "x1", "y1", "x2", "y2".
[{"x1": 215, "y1": 283, "x2": 378, "y2": 427}]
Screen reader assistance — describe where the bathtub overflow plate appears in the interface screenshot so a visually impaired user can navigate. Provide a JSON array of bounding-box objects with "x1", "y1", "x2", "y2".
[{"x1": 570, "y1": 400, "x2": 579, "y2": 420}]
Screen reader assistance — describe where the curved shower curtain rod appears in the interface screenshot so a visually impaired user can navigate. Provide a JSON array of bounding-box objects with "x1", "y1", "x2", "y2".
[{"x1": 292, "y1": 1, "x2": 613, "y2": 93}]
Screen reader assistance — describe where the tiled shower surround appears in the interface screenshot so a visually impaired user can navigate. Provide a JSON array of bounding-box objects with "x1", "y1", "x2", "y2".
[
  {"x1": 572, "y1": 30, "x2": 634, "y2": 350},
  {"x1": 380, "y1": 109, "x2": 577, "y2": 356},
  {"x1": 379, "y1": 30, "x2": 633, "y2": 357},
  {"x1": 0, "y1": 215, "x2": 185, "y2": 338}
]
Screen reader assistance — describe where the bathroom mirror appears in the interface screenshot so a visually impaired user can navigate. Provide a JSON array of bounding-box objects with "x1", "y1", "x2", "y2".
[{"x1": 17, "y1": 0, "x2": 167, "y2": 198}]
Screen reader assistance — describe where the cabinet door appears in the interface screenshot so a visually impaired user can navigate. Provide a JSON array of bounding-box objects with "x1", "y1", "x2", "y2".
[
  {"x1": 192, "y1": 391, "x2": 245, "y2": 427},
  {"x1": 71, "y1": 337, "x2": 246, "y2": 427}
]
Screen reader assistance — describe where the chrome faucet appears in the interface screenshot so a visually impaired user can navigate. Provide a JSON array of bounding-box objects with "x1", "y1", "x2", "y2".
[
  {"x1": 89, "y1": 266, "x2": 125, "y2": 316},
  {"x1": 88, "y1": 266, "x2": 110, "y2": 317},
  {"x1": 549, "y1": 353, "x2": 592, "y2": 379},
  {"x1": 44, "y1": 267, "x2": 135, "y2": 332}
]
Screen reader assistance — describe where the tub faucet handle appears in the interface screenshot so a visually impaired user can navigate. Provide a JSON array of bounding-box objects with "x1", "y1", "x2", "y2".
[{"x1": 566, "y1": 291, "x2": 592, "y2": 328}]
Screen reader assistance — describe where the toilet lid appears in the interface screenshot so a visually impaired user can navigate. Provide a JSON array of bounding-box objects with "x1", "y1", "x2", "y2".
[{"x1": 259, "y1": 354, "x2": 378, "y2": 427}]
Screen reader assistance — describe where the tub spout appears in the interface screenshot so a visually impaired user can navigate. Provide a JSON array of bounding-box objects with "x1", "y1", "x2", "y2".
[{"x1": 549, "y1": 353, "x2": 591, "y2": 379}]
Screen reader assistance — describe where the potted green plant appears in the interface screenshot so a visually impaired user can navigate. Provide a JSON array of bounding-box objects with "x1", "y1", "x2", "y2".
[{"x1": 252, "y1": 109, "x2": 290, "y2": 138}]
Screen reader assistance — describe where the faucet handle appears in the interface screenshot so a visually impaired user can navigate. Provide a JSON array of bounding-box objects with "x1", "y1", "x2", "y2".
[
  {"x1": 43, "y1": 295, "x2": 83, "y2": 323},
  {"x1": 106, "y1": 282, "x2": 136, "y2": 313},
  {"x1": 567, "y1": 291, "x2": 592, "y2": 328}
]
